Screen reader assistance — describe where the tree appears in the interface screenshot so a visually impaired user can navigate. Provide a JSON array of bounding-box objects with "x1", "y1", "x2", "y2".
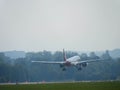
[
  {"x1": 89, "y1": 52, "x2": 100, "y2": 59},
  {"x1": 80, "y1": 53, "x2": 89, "y2": 60}
]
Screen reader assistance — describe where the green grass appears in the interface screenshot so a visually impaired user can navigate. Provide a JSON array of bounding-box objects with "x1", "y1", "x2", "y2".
[{"x1": 0, "y1": 81, "x2": 120, "y2": 90}]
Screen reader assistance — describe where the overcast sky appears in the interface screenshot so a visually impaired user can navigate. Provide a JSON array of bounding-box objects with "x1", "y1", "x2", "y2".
[{"x1": 0, "y1": 0, "x2": 120, "y2": 51}]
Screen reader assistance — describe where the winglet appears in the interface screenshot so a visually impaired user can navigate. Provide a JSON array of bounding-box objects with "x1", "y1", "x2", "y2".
[{"x1": 63, "y1": 49, "x2": 67, "y2": 61}]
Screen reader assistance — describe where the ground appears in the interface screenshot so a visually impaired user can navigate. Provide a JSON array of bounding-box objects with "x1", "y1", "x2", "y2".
[{"x1": 0, "y1": 81, "x2": 120, "y2": 90}]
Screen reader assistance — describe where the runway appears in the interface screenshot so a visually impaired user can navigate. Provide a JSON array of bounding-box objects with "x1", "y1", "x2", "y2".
[{"x1": 0, "y1": 80, "x2": 116, "y2": 85}]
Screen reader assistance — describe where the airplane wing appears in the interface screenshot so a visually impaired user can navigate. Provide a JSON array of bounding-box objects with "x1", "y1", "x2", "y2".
[
  {"x1": 31, "y1": 61, "x2": 65, "y2": 64},
  {"x1": 77, "y1": 59, "x2": 105, "y2": 64}
]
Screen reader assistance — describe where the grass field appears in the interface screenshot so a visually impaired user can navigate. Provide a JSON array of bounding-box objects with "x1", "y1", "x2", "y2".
[{"x1": 0, "y1": 81, "x2": 120, "y2": 90}]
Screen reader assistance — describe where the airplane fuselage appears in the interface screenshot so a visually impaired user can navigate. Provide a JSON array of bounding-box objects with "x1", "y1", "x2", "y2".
[{"x1": 62, "y1": 55, "x2": 80, "y2": 66}]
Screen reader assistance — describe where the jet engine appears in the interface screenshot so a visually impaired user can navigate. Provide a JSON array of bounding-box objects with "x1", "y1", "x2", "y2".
[{"x1": 81, "y1": 62, "x2": 88, "y2": 67}]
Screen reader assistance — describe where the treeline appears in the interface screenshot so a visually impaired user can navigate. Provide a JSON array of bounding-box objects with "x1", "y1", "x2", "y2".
[{"x1": 0, "y1": 50, "x2": 120, "y2": 83}]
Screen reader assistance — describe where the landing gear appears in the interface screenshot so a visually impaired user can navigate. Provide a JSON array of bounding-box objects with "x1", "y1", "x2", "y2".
[
  {"x1": 60, "y1": 64, "x2": 66, "y2": 71},
  {"x1": 62, "y1": 68, "x2": 66, "y2": 71},
  {"x1": 76, "y1": 64, "x2": 82, "y2": 71},
  {"x1": 78, "y1": 67, "x2": 82, "y2": 71}
]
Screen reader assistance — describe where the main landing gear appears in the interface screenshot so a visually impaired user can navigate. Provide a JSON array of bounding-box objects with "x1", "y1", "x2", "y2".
[{"x1": 62, "y1": 68, "x2": 66, "y2": 71}]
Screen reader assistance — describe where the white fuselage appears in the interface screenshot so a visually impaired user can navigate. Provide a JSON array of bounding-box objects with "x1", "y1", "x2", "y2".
[
  {"x1": 64, "y1": 55, "x2": 80, "y2": 66},
  {"x1": 66, "y1": 56, "x2": 80, "y2": 62}
]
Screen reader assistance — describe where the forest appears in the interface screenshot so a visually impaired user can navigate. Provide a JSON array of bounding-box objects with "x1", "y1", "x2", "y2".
[{"x1": 0, "y1": 50, "x2": 120, "y2": 83}]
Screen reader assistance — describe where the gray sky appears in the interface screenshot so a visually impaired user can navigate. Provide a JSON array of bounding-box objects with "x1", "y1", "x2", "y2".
[{"x1": 0, "y1": 0, "x2": 120, "y2": 51}]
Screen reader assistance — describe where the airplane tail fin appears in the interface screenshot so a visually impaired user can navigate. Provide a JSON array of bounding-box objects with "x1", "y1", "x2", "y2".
[{"x1": 63, "y1": 49, "x2": 67, "y2": 61}]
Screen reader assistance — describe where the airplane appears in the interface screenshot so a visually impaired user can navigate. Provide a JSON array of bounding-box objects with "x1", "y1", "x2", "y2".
[{"x1": 32, "y1": 49, "x2": 103, "y2": 71}]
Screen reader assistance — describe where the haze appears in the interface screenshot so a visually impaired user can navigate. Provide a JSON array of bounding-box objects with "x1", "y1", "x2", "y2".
[{"x1": 0, "y1": 0, "x2": 120, "y2": 51}]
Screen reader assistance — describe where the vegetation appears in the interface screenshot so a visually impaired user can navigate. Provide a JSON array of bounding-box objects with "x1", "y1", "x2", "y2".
[{"x1": 0, "y1": 50, "x2": 120, "y2": 83}]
